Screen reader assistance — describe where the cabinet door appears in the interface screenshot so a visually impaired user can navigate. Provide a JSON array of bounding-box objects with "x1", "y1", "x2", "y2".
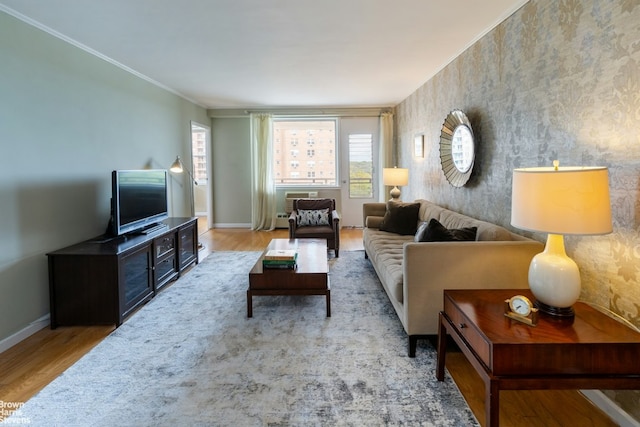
[
  {"x1": 178, "y1": 223, "x2": 198, "y2": 270},
  {"x1": 120, "y1": 244, "x2": 154, "y2": 320},
  {"x1": 153, "y1": 232, "x2": 178, "y2": 291}
]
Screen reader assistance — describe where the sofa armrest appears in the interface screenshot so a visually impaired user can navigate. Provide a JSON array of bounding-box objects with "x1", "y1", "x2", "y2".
[
  {"x1": 363, "y1": 203, "x2": 386, "y2": 228},
  {"x1": 402, "y1": 240, "x2": 544, "y2": 334}
]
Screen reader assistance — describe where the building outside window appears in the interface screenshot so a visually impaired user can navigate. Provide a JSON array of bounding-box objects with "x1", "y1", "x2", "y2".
[{"x1": 273, "y1": 119, "x2": 337, "y2": 186}]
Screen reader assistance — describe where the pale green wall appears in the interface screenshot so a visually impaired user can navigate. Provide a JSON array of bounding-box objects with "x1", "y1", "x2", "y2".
[
  {"x1": 0, "y1": 12, "x2": 208, "y2": 341},
  {"x1": 211, "y1": 117, "x2": 252, "y2": 226}
]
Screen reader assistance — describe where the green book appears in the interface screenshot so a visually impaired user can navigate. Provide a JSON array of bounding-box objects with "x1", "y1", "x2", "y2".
[
  {"x1": 262, "y1": 261, "x2": 297, "y2": 269},
  {"x1": 262, "y1": 259, "x2": 297, "y2": 266}
]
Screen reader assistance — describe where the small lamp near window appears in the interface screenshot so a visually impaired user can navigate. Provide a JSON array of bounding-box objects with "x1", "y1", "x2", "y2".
[
  {"x1": 511, "y1": 161, "x2": 612, "y2": 317},
  {"x1": 383, "y1": 167, "x2": 409, "y2": 202}
]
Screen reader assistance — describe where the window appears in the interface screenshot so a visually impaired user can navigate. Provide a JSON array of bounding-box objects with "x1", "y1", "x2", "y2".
[
  {"x1": 348, "y1": 133, "x2": 373, "y2": 198},
  {"x1": 273, "y1": 119, "x2": 337, "y2": 186},
  {"x1": 191, "y1": 125, "x2": 208, "y2": 183}
]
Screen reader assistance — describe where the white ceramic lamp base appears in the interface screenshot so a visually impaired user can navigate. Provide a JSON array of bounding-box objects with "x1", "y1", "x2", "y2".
[
  {"x1": 389, "y1": 186, "x2": 401, "y2": 202},
  {"x1": 528, "y1": 233, "x2": 581, "y2": 317}
]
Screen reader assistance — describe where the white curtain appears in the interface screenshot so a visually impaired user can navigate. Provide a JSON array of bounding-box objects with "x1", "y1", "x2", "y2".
[
  {"x1": 250, "y1": 113, "x2": 277, "y2": 230},
  {"x1": 378, "y1": 111, "x2": 394, "y2": 202}
]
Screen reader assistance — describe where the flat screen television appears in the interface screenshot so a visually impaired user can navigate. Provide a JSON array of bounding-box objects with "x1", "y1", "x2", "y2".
[{"x1": 110, "y1": 169, "x2": 169, "y2": 236}]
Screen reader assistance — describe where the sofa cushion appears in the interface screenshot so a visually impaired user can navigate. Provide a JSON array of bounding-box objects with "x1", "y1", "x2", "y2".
[
  {"x1": 416, "y1": 199, "x2": 513, "y2": 241},
  {"x1": 297, "y1": 208, "x2": 330, "y2": 226},
  {"x1": 379, "y1": 202, "x2": 420, "y2": 235},
  {"x1": 365, "y1": 216, "x2": 384, "y2": 229},
  {"x1": 417, "y1": 218, "x2": 477, "y2": 242},
  {"x1": 414, "y1": 222, "x2": 428, "y2": 242},
  {"x1": 363, "y1": 228, "x2": 409, "y2": 304}
]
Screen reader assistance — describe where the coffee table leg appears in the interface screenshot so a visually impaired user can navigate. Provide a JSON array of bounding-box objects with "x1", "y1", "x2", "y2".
[
  {"x1": 326, "y1": 289, "x2": 331, "y2": 317},
  {"x1": 247, "y1": 289, "x2": 253, "y2": 318}
]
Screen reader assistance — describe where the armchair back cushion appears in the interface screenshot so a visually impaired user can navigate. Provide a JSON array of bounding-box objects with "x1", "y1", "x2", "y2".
[{"x1": 293, "y1": 198, "x2": 335, "y2": 215}]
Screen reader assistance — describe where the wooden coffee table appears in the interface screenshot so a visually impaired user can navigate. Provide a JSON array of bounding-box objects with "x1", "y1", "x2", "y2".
[{"x1": 247, "y1": 239, "x2": 330, "y2": 317}]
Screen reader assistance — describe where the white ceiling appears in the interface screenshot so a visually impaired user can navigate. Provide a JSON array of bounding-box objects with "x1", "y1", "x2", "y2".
[{"x1": 1, "y1": 0, "x2": 528, "y2": 109}]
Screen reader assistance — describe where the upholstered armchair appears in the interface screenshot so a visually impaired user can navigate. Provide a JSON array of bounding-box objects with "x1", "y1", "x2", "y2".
[{"x1": 288, "y1": 198, "x2": 340, "y2": 257}]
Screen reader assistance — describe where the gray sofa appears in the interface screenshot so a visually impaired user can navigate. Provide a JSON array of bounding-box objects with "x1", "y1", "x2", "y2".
[{"x1": 363, "y1": 199, "x2": 544, "y2": 357}]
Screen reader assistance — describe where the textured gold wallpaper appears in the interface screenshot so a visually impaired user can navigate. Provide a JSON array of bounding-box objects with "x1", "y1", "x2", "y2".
[{"x1": 396, "y1": 0, "x2": 640, "y2": 419}]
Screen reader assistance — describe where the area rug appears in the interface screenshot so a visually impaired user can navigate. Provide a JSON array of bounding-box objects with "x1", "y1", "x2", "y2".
[{"x1": 3, "y1": 251, "x2": 478, "y2": 427}]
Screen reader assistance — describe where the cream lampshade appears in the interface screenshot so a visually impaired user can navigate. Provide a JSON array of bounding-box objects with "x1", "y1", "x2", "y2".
[
  {"x1": 383, "y1": 167, "x2": 409, "y2": 202},
  {"x1": 511, "y1": 161, "x2": 612, "y2": 317}
]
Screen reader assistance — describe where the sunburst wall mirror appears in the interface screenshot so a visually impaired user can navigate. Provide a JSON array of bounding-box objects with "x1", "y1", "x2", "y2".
[{"x1": 439, "y1": 109, "x2": 475, "y2": 187}]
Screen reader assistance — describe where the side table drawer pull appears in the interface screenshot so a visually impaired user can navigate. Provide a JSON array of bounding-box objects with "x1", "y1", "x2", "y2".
[{"x1": 459, "y1": 323, "x2": 466, "y2": 329}]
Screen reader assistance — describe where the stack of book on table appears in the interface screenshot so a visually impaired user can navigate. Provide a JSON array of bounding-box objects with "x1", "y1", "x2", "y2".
[{"x1": 263, "y1": 249, "x2": 297, "y2": 269}]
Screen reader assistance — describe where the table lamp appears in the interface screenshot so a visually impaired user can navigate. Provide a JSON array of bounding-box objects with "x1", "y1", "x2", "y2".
[
  {"x1": 383, "y1": 167, "x2": 409, "y2": 202},
  {"x1": 511, "y1": 161, "x2": 612, "y2": 317}
]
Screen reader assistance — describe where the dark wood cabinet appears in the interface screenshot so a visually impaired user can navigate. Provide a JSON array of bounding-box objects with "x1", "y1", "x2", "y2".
[{"x1": 47, "y1": 217, "x2": 198, "y2": 328}]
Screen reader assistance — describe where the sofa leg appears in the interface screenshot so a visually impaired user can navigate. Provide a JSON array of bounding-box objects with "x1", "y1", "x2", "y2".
[
  {"x1": 408, "y1": 336, "x2": 418, "y2": 358},
  {"x1": 364, "y1": 250, "x2": 369, "y2": 259}
]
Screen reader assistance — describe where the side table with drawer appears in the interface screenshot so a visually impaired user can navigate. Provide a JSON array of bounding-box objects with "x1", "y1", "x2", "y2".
[{"x1": 436, "y1": 289, "x2": 640, "y2": 427}]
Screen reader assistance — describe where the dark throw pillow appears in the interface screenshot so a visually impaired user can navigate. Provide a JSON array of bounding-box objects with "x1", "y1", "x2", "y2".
[
  {"x1": 418, "y1": 218, "x2": 477, "y2": 242},
  {"x1": 379, "y1": 202, "x2": 420, "y2": 235}
]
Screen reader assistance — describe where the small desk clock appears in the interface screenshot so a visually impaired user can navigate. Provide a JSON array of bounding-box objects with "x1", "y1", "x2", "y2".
[{"x1": 504, "y1": 295, "x2": 539, "y2": 326}]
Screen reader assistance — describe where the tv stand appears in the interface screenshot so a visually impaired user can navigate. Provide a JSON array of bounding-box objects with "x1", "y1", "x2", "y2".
[{"x1": 47, "y1": 217, "x2": 198, "y2": 328}]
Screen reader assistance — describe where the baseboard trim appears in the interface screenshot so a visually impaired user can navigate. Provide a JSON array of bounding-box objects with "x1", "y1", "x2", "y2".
[
  {"x1": 581, "y1": 390, "x2": 640, "y2": 427},
  {"x1": 213, "y1": 223, "x2": 252, "y2": 229},
  {"x1": 0, "y1": 314, "x2": 50, "y2": 354}
]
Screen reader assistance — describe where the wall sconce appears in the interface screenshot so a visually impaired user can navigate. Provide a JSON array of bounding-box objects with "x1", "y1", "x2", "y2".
[
  {"x1": 383, "y1": 167, "x2": 409, "y2": 202},
  {"x1": 414, "y1": 134, "x2": 424, "y2": 158},
  {"x1": 511, "y1": 161, "x2": 612, "y2": 317}
]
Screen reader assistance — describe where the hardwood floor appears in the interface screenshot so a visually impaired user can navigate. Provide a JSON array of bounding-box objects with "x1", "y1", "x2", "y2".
[{"x1": 0, "y1": 226, "x2": 616, "y2": 426}]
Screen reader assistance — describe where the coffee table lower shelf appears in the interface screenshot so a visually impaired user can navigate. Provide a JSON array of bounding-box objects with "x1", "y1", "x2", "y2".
[{"x1": 247, "y1": 279, "x2": 331, "y2": 318}]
